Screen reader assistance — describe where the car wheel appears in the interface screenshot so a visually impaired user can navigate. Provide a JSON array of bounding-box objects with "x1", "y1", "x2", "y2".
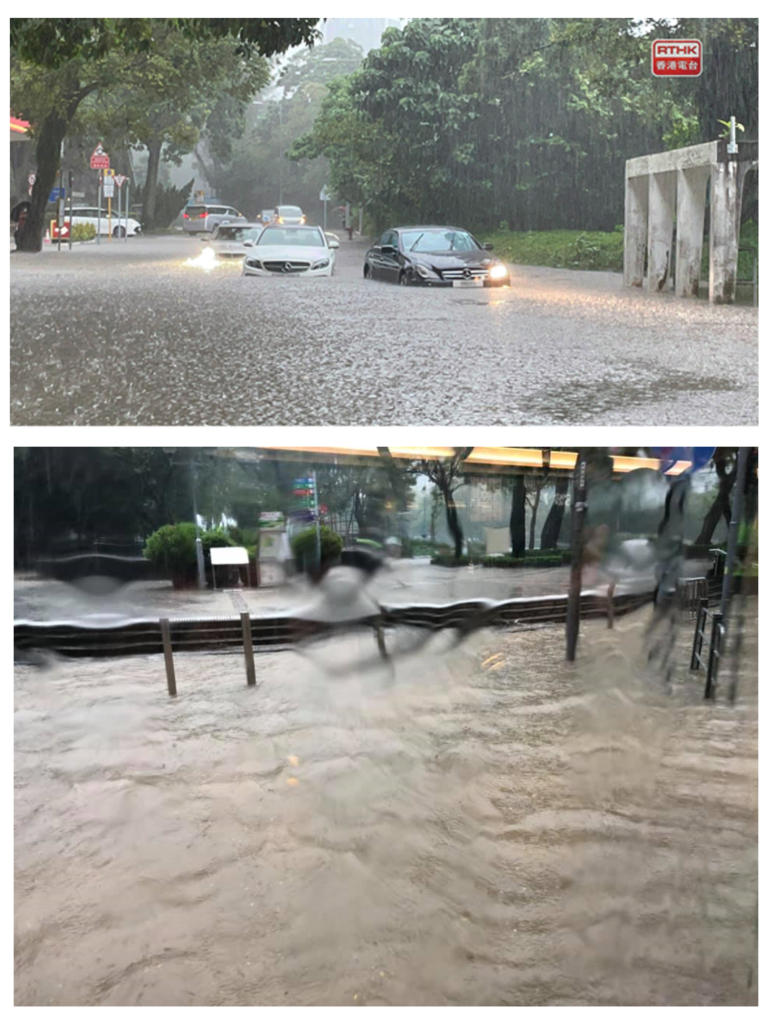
[
  {"x1": 112, "y1": 225, "x2": 126, "y2": 238},
  {"x1": 399, "y1": 271, "x2": 409, "y2": 286},
  {"x1": 363, "y1": 264, "x2": 371, "y2": 280}
]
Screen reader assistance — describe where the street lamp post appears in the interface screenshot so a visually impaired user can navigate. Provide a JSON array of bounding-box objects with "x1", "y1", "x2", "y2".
[{"x1": 163, "y1": 448, "x2": 206, "y2": 590}]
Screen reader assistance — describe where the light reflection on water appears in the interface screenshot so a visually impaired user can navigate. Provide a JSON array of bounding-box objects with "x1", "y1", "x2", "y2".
[{"x1": 15, "y1": 608, "x2": 757, "y2": 1006}]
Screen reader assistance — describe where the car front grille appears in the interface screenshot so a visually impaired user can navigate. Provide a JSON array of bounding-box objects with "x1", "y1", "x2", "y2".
[
  {"x1": 262, "y1": 260, "x2": 311, "y2": 273},
  {"x1": 440, "y1": 266, "x2": 489, "y2": 280}
]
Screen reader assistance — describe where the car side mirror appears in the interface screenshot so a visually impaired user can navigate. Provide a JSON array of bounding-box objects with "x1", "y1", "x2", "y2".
[
  {"x1": 483, "y1": 243, "x2": 494, "y2": 251},
  {"x1": 328, "y1": 238, "x2": 340, "y2": 249},
  {"x1": 200, "y1": 236, "x2": 210, "y2": 242},
  {"x1": 243, "y1": 241, "x2": 253, "y2": 247},
  {"x1": 382, "y1": 244, "x2": 396, "y2": 253}
]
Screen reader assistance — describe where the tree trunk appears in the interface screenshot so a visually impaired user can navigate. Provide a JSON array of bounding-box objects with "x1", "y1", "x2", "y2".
[
  {"x1": 541, "y1": 476, "x2": 569, "y2": 549},
  {"x1": 142, "y1": 137, "x2": 163, "y2": 229},
  {"x1": 15, "y1": 106, "x2": 70, "y2": 252},
  {"x1": 510, "y1": 475, "x2": 526, "y2": 557},
  {"x1": 529, "y1": 487, "x2": 542, "y2": 550},
  {"x1": 444, "y1": 489, "x2": 464, "y2": 559}
]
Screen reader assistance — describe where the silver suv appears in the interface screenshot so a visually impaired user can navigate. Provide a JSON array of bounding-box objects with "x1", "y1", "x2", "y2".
[{"x1": 182, "y1": 203, "x2": 247, "y2": 234}]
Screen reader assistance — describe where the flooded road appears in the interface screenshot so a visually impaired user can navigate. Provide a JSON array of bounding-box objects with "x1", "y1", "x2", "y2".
[
  {"x1": 10, "y1": 235, "x2": 757, "y2": 425},
  {"x1": 15, "y1": 607, "x2": 757, "y2": 1005}
]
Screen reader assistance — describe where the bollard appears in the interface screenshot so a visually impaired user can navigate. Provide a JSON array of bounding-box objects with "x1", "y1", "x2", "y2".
[
  {"x1": 606, "y1": 582, "x2": 615, "y2": 629},
  {"x1": 241, "y1": 611, "x2": 256, "y2": 686},
  {"x1": 375, "y1": 615, "x2": 388, "y2": 659},
  {"x1": 160, "y1": 618, "x2": 177, "y2": 696}
]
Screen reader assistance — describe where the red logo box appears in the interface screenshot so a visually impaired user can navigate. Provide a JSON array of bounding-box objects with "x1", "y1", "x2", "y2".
[{"x1": 651, "y1": 39, "x2": 702, "y2": 77}]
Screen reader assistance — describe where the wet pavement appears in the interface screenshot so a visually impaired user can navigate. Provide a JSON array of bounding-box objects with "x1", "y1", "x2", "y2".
[
  {"x1": 14, "y1": 554, "x2": 710, "y2": 625},
  {"x1": 10, "y1": 234, "x2": 757, "y2": 425},
  {"x1": 15, "y1": 605, "x2": 757, "y2": 1005}
]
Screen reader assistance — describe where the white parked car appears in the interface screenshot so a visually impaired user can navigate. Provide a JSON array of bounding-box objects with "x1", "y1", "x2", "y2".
[
  {"x1": 69, "y1": 206, "x2": 142, "y2": 237},
  {"x1": 242, "y1": 225, "x2": 339, "y2": 278},
  {"x1": 203, "y1": 222, "x2": 263, "y2": 258}
]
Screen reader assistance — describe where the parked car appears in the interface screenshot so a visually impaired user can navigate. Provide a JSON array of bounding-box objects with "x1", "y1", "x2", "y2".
[
  {"x1": 182, "y1": 203, "x2": 248, "y2": 234},
  {"x1": 202, "y1": 223, "x2": 263, "y2": 258},
  {"x1": 242, "y1": 225, "x2": 339, "y2": 277},
  {"x1": 363, "y1": 226, "x2": 510, "y2": 287},
  {"x1": 272, "y1": 205, "x2": 306, "y2": 225},
  {"x1": 68, "y1": 206, "x2": 142, "y2": 238}
]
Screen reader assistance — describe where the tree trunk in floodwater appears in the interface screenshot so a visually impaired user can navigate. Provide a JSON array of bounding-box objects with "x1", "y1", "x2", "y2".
[
  {"x1": 15, "y1": 108, "x2": 68, "y2": 252},
  {"x1": 541, "y1": 476, "x2": 569, "y2": 549},
  {"x1": 444, "y1": 490, "x2": 464, "y2": 559},
  {"x1": 142, "y1": 138, "x2": 163, "y2": 229},
  {"x1": 510, "y1": 476, "x2": 526, "y2": 558}
]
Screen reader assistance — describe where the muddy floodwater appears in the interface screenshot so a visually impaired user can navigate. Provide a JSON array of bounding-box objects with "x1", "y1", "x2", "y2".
[{"x1": 15, "y1": 608, "x2": 757, "y2": 1006}]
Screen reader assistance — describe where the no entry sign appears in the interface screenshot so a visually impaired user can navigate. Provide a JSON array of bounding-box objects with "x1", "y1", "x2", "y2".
[{"x1": 652, "y1": 39, "x2": 702, "y2": 77}]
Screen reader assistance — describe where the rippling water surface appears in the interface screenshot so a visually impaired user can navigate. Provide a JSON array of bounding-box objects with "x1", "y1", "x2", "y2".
[{"x1": 15, "y1": 608, "x2": 757, "y2": 1005}]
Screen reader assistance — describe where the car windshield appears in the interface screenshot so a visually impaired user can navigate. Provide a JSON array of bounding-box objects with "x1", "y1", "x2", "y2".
[
  {"x1": 400, "y1": 229, "x2": 479, "y2": 253},
  {"x1": 256, "y1": 228, "x2": 323, "y2": 247},
  {"x1": 277, "y1": 206, "x2": 302, "y2": 216}
]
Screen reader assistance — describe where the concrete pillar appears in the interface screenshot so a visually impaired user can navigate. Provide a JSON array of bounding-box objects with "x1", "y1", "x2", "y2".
[
  {"x1": 647, "y1": 171, "x2": 677, "y2": 291},
  {"x1": 709, "y1": 160, "x2": 740, "y2": 304},
  {"x1": 675, "y1": 166, "x2": 709, "y2": 298},
  {"x1": 623, "y1": 175, "x2": 648, "y2": 286}
]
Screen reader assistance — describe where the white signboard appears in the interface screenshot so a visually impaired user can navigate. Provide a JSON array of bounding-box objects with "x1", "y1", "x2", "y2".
[
  {"x1": 102, "y1": 176, "x2": 115, "y2": 198},
  {"x1": 210, "y1": 546, "x2": 249, "y2": 566}
]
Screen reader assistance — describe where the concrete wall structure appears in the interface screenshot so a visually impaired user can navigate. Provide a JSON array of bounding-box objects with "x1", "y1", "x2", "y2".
[{"x1": 624, "y1": 140, "x2": 758, "y2": 304}]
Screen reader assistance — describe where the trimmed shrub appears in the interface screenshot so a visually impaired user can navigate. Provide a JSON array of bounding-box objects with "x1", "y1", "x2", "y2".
[
  {"x1": 71, "y1": 222, "x2": 96, "y2": 242},
  {"x1": 292, "y1": 526, "x2": 343, "y2": 574},
  {"x1": 143, "y1": 523, "x2": 197, "y2": 587}
]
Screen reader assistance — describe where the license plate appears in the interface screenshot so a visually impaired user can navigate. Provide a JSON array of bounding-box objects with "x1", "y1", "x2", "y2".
[{"x1": 452, "y1": 278, "x2": 483, "y2": 288}]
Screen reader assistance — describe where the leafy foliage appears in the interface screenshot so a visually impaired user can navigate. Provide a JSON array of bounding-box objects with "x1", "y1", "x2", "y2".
[
  {"x1": 143, "y1": 522, "x2": 198, "y2": 581},
  {"x1": 70, "y1": 222, "x2": 96, "y2": 242},
  {"x1": 291, "y1": 526, "x2": 343, "y2": 573},
  {"x1": 295, "y1": 18, "x2": 758, "y2": 234}
]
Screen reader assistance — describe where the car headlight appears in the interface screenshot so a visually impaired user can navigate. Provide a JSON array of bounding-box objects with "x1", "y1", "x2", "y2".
[
  {"x1": 489, "y1": 263, "x2": 509, "y2": 280},
  {"x1": 311, "y1": 258, "x2": 330, "y2": 270},
  {"x1": 415, "y1": 264, "x2": 433, "y2": 278},
  {"x1": 245, "y1": 258, "x2": 262, "y2": 269}
]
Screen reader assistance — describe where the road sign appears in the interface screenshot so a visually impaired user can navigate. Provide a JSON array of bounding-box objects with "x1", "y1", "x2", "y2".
[
  {"x1": 102, "y1": 176, "x2": 115, "y2": 198},
  {"x1": 72, "y1": 190, "x2": 86, "y2": 199},
  {"x1": 48, "y1": 187, "x2": 66, "y2": 202},
  {"x1": 90, "y1": 142, "x2": 110, "y2": 169},
  {"x1": 50, "y1": 220, "x2": 70, "y2": 240},
  {"x1": 319, "y1": 185, "x2": 330, "y2": 201},
  {"x1": 113, "y1": 174, "x2": 127, "y2": 188}
]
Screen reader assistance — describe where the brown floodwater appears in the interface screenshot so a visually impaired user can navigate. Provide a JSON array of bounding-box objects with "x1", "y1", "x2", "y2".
[{"x1": 15, "y1": 607, "x2": 757, "y2": 1006}]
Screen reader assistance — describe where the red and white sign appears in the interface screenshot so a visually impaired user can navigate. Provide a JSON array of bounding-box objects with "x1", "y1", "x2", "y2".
[
  {"x1": 113, "y1": 174, "x2": 127, "y2": 188},
  {"x1": 90, "y1": 142, "x2": 110, "y2": 169},
  {"x1": 652, "y1": 39, "x2": 702, "y2": 77},
  {"x1": 50, "y1": 220, "x2": 70, "y2": 240}
]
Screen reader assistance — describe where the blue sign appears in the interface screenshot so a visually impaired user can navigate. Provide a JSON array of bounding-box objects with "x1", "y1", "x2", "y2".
[{"x1": 48, "y1": 187, "x2": 66, "y2": 202}]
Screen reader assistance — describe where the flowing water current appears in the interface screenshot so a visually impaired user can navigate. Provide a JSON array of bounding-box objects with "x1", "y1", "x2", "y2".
[{"x1": 15, "y1": 608, "x2": 757, "y2": 1005}]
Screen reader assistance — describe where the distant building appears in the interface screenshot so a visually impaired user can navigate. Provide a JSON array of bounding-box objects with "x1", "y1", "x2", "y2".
[{"x1": 322, "y1": 18, "x2": 403, "y2": 54}]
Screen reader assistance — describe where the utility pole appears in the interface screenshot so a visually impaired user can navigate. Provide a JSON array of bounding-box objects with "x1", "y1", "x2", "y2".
[
  {"x1": 190, "y1": 457, "x2": 206, "y2": 590},
  {"x1": 566, "y1": 450, "x2": 588, "y2": 661}
]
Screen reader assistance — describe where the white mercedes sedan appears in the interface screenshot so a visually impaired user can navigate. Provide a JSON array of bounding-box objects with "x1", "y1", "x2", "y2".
[{"x1": 242, "y1": 225, "x2": 339, "y2": 278}]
